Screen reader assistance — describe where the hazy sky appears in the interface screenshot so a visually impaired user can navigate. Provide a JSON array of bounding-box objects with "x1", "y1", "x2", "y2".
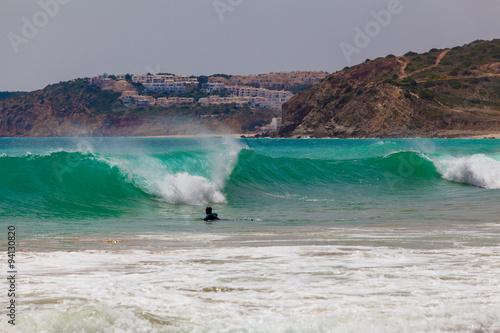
[{"x1": 2, "y1": 0, "x2": 500, "y2": 91}]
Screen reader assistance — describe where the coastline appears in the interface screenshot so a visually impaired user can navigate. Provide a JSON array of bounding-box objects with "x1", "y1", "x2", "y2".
[
  {"x1": 141, "y1": 133, "x2": 500, "y2": 139},
  {"x1": 467, "y1": 133, "x2": 500, "y2": 139},
  {"x1": 140, "y1": 133, "x2": 257, "y2": 138},
  {"x1": 3, "y1": 131, "x2": 500, "y2": 139}
]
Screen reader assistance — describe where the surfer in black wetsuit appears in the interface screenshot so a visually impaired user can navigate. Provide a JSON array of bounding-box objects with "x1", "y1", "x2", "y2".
[{"x1": 204, "y1": 207, "x2": 219, "y2": 221}]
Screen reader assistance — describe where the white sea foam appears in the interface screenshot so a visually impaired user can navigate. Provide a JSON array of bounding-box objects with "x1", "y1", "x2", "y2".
[
  {"x1": 154, "y1": 171, "x2": 226, "y2": 205},
  {"x1": 434, "y1": 154, "x2": 500, "y2": 189},
  {"x1": 9, "y1": 240, "x2": 500, "y2": 333}
]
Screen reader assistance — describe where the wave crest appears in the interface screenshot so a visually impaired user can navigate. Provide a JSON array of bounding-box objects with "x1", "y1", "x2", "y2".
[
  {"x1": 100, "y1": 137, "x2": 243, "y2": 205},
  {"x1": 435, "y1": 154, "x2": 500, "y2": 189}
]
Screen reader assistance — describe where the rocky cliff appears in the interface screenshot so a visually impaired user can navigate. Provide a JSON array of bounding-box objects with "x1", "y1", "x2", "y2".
[{"x1": 274, "y1": 39, "x2": 500, "y2": 138}]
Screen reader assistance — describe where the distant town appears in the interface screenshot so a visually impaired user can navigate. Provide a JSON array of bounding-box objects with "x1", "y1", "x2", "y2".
[{"x1": 89, "y1": 71, "x2": 328, "y2": 110}]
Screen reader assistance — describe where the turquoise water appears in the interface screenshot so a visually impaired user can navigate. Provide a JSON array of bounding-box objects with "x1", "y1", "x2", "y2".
[
  {"x1": 2, "y1": 137, "x2": 500, "y2": 332},
  {"x1": 3, "y1": 137, "x2": 500, "y2": 235}
]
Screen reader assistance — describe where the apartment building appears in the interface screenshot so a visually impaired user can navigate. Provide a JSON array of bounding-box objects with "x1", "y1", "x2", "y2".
[
  {"x1": 198, "y1": 95, "x2": 286, "y2": 110},
  {"x1": 90, "y1": 74, "x2": 115, "y2": 90},
  {"x1": 120, "y1": 91, "x2": 155, "y2": 108},
  {"x1": 135, "y1": 96, "x2": 156, "y2": 108},
  {"x1": 156, "y1": 97, "x2": 194, "y2": 107},
  {"x1": 132, "y1": 74, "x2": 198, "y2": 86},
  {"x1": 201, "y1": 82, "x2": 226, "y2": 93},
  {"x1": 227, "y1": 71, "x2": 328, "y2": 89},
  {"x1": 120, "y1": 90, "x2": 139, "y2": 105},
  {"x1": 226, "y1": 85, "x2": 293, "y2": 106},
  {"x1": 130, "y1": 74, "x2": 198, "y2": 94},
  {"x1": 175, "y1": 75, "x2": 198, "y2": 84},
  {"x1": 198, "y1": 95, "x2": 251, "y2": 106},
  {"x1": 143, "y1": 82, "x2": 186, "y2": 94},
  {"x1": 120, "y1": 91, "x2": 193, "y2": 108}
]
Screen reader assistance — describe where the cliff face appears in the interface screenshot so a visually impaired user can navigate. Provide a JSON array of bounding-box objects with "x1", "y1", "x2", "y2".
[
  {"x1": 0, "y1": 80, "x2": 116, "y2": 137},
  {"x1": 276, "y1": 39, "x2": 500, "y2": 138}
]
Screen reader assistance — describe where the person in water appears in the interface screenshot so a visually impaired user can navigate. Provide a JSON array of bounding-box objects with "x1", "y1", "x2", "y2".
[{"x1": 204, "y1": 207, "x2": 219, "y2": 221}]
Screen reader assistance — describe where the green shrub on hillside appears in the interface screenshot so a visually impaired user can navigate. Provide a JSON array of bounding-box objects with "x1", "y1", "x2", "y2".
[
  {"x1": 338, "y1": 94, "x2": 353, "y2": 105},
  {"x1": 418, "y1": 89, "x2": 435, "y2": 100},
  {"x1": 448, "y1": 79, "x2": 463, "y2": 89},
  {"x1": 402, "y1": 77, "x2": 417, "y2": 86}
]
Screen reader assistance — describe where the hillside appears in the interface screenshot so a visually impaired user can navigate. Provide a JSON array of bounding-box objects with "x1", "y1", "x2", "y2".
[
  {"x1": 273, "y1": 39, "x2": 500, "y2": 138},
  {"x1": 0, "y1": 80, "x2": 278, "y2": 137},
  {"x1": 0, "y1": 92, "x2": 26, "y2": 101}
]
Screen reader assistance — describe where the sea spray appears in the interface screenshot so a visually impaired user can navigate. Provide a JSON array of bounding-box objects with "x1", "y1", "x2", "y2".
[
  {"x1": 210, "y1": 136, "x2": 245, "y2": 190},
  {"x1": 434, "y1": 154, "x2": 500, "y2": 189},
  {"x1": 99, "y1": 136, "x2": 244, "y2": 205}
]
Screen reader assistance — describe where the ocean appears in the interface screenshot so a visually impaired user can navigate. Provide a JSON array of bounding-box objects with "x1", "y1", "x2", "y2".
[{"x1": 1, "y1": 137, "x2": 500, "y2": 332}]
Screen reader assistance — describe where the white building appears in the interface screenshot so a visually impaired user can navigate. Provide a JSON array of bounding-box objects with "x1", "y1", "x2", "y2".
[
  {"x1": 199, "y1": 95, "x2": 248, "y2": 106},
  {"x1": 224, "y1": 85, "x2": 294, "y2": 110},
  {"x1": 120, "y1": 91, "x2": 155, "y2": 108},
  {"x1": 201, "y1": 82, "x2": 226, "y2": 93},
  {"x1": 134, "y1": 96, "x2": 156, "y2": 108},
  {"x1": 143, "y1": 82, "x2": 186, "y2": 94},
  {"x1": 157, "y1": 97, "x2": 194, "y2": 107},
  {"x1": 227, "y1": 71, "x2": 328, "y2": 89},
  {"x1": 120, "y1": 90, "x2": 140, "y2": 106},
  {"x1": 90, "y1": 74, "x2": 114, "y2": 90},
  {"x1": 132, "y1": 74, "x2": 198, "y2": 89}
]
